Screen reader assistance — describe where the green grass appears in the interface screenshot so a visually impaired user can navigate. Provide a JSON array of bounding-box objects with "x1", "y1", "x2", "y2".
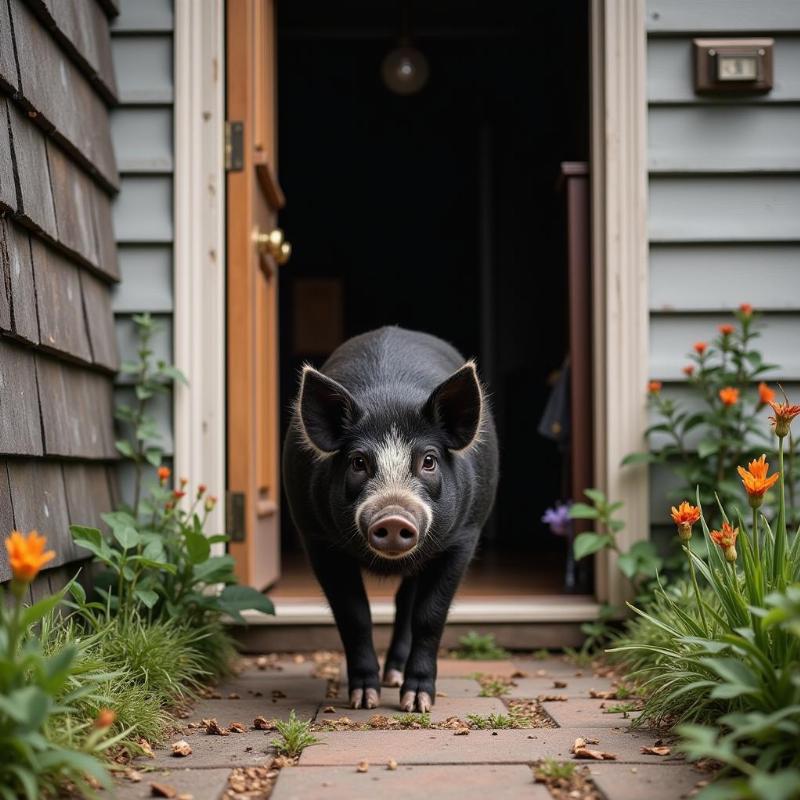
[
  {"x1": 604, "y1": 702, "x2": 638, "y2": 714},
  {"x1": 533, "y1": 758, "x2": 577, "y2": 781},
  {"x1": 478, "y1": 678, "x2": 510, "y2": 697},
  {"x1": 271, "y1": 711, "x2": 321, "y2": 757},
  {"x1": 562, "y1": 646, "x2": 593, "y2": 667},
  {"x1": 532, "y1": 649, "x2": 551, "y2": 660},
  {"x1": 453, "y1": 631, "x2": 509, "y2": 660},
  {"x1": 467, "y1": 713, "x2": 514, "y2": 729},
  {"x1": 393, "y1": 712, "x2": 431, "y2": 728}
]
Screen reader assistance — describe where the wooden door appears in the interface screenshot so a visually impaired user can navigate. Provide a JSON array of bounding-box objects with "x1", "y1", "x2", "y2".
[{"x1": 227, "y1": 0, "x2": 288, "y2": 588}]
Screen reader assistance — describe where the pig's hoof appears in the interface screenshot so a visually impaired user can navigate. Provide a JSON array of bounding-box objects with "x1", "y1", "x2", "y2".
[
  {"x1": 399, "y1": 690, "x2": 432, "y2": 713},
  {"x1": 382, "y1": 668, "x2": 403, "y2": 688},
  {"x1": 350, "y1": 687, "x2": 380, "y2": 709}
]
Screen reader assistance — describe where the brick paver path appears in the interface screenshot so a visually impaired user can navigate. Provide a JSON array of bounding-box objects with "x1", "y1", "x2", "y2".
[{"x1": 114, "y1": 654, "x2": 707, "y2": 800}]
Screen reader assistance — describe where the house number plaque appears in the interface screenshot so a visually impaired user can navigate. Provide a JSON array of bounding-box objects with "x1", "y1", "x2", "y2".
[{"x1": 693, "y1": 38, "x2": 774, "y2": 94}]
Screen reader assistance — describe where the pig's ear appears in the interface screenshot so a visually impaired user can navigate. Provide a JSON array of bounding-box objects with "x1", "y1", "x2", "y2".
[
  {"x1": 297, "y1": 366, "x2": 360, "y2": 456},
  {"x1": 423, "y1": 361, "x2": 484, "y2": 451}
]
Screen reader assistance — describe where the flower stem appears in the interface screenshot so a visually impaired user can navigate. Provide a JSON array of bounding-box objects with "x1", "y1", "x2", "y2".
[
  {"x1": 687, "y1": 549, "x2": 709, "y2": 637},
  {"x1": 775, "y1": 435, "x2": 787, "y2": 587}
]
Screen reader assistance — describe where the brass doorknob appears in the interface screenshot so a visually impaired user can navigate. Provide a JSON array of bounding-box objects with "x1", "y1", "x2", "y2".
[{"x1": 253, "y1": 228, "x2": 291, "y2": 264}]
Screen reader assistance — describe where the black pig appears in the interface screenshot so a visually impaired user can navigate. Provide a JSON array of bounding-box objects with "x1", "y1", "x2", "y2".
[{"x1": 283, "y1": 327, "x2": 498, "y2": 711}]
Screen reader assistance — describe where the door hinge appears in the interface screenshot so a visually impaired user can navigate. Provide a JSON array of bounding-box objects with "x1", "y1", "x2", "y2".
[
  {"x1": 226, "y1": 491, "x2": 246, "y2": 542},
  {"x1": 225, "y1": 121, "x2": 244, "y2": 171}
]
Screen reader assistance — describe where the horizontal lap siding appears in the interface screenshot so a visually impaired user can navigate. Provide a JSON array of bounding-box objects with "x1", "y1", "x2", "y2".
[
  {"x1": 110, "y1": 0, "x2": 175, "y2": 509},
  {"x1": 646, "y1": 0, "x2": 800, "y2": 521},
  {"x1": 0, "y1": 0, "x2": 120, "y2": 583}
]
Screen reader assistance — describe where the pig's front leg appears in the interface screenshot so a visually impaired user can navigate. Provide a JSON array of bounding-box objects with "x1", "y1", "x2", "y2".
[
  {"x1": 382, "y1": 577, "x2": 418, "y2": 687},
  {"x1": 400, "y1": 536, "x2": 477, "y2": 712},
  {"x1": 306, "y1": 541, "x2": 380, "y2": 709}
]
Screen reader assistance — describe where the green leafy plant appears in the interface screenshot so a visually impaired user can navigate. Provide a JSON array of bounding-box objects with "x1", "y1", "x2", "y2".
[
  {"x1": 271, "y1": 710, "x2": 320, "y2": 758},
  {"x1": 0, "y1": 535, "x2": 124, "y2": 799},
  {"x1": 453, "y1": 631, "x2": 509, "y2": 660},
  {"x1": 571, "y1": 490, "x2": 662, "y2": 588},
  {"x1": 625, "y1": 306, "x2": 780, "y2": 519},
  {"x1": 115, "y1": 313, "x2": 187, "y2": 514},
  {"x1": 611, "y1": 397, "x2": 800, "y2": 799},
  {"x1": 393, "y1": 711, "x2": 432, "y2": 728},
  {"x1": 70, "y1": 313, "x2": 273, "y2": 625},
  {"x1": 533, "y1": 758, "x2": 576, "y2": 781},
  {"x1": 467, "y1": 713, "x2": 513, "y2": 729},
  {"x1": 477, "y1": 677, "x2": 511, "y2": 697}
]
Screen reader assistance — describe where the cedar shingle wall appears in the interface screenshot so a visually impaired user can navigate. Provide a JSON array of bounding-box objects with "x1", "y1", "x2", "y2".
[{"x1": 0, "y1": 0, "x2": 119, "y2": 589}]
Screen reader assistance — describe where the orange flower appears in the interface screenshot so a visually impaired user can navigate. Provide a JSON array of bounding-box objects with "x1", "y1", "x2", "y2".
[
  {"x1": 710, "y1": 521, "x2": 739, "y2": 562},
  {"x1": 5, "y1": 530, "x2": 55, "y2": 583},
  {"x1": 739, "y1": 303, "x2": 753, "y2": 317},
  {"x1": 718, "y1": 323, "x2": 735, "y2": 336},
  {"x1": 768, "y1": 400, "x2": 800, "y2": 438},
  {"x1": 670, "y1": 501, "x2": 701, "y2": 541},
  {"x1": 737, "y1": 454, "x2": 780, "y2": 508},
  {"x1": 683, "y1": 365, "x2": 695, "y2": 377},
  {"x1": 158, "y1": 466, "x2": 171, "y2": 485},
  {"x1": 95, "y1": 708, "x2": 116, "y2": 729},
  {"x1": 758, "y1": 382, "x2": 775, "y2": 405},
  {"x1": 648, "y1": 380, "x2": 662, "y2": 395},
  {"x1": 719, "y1": 387, "x2": 739, "y2": 406},
  {"x1": 693, "y1": 342, "x2": 707, "y2": 355},
  {"x1": 197, "y1": 483, "x2": 207, "y2": 497},
  {"x1": 173, "y1": 489, "x2": 186, "y2": 500}
]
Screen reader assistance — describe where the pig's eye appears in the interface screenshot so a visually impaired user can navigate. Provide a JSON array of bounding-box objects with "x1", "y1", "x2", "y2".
[
  {"x1": 421, "y1": 454, "x2": 437, "y2": 472},
  {"x1": 350, "y1": 455, "x2": 368, "y2": 473}
]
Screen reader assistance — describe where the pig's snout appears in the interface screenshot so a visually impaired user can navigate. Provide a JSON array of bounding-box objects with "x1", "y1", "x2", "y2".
[{"x1": 367, "y1": 510, "x2": 419, "y2": 557}]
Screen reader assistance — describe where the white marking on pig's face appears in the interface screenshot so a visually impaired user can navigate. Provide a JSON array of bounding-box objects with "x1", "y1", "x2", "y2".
[{"x1": 354, "y1": 426, "x2": 433, "y2": 555}]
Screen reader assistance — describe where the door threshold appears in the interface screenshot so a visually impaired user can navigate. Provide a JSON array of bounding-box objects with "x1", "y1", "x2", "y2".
[{"x1": 238, "y1": 595, "x2": 600, "y2": 626}]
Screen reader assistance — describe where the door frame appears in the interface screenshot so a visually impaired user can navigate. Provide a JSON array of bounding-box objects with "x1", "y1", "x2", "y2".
[
  {"x1": 173, "y1": 0, "x2": 227, "y2": 541},
  {"x1": 589, "y1": 0, "x2": 650, "y2": 607},
  {"x1": 172, "y1": 0, "x2": 651, "y2": 612}
]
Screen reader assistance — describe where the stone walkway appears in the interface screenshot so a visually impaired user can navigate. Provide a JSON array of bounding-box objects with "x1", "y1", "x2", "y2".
[{"x1": 114, "y1": 653, "x2": 708, "y2": 800}]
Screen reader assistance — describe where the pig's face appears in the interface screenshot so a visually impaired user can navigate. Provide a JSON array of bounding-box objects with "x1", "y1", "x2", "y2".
[{"x1": 295, "y1": 363, "x2": 484, "y2": 567}]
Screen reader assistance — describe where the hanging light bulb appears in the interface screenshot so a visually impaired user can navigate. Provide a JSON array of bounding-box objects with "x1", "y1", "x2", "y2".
[{"x1": 382, "y1": 42, "x2": 429, "y2": 95}]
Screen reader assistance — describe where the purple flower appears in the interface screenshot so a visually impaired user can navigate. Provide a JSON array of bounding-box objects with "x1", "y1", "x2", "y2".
[{"x1": 542, "y1": 502, "x2": 573, "y2": 537}]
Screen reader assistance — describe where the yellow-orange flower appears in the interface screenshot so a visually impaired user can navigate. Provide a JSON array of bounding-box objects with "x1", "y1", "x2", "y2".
[
  {"x1": 719, "y1": 387, "x2": 739, "y2": 406},
  {"x1": 758, "y1": 382, "x2": 775, "y2": 405},
  {"x1": 670, "y1": 501, "x2": 701, "y2": 541},
  {"x1": 694, "y1": 341, "x2": 707, "y2": 355},
  {"x1": 718, "y1": 323, "x2": 735, "y2": 336},
  {"x1": 5, "y1": 530, "x2": 55, "y2": 583},
  {"x1": 648, "y1": 380, "x2": 662, "y2": 395},
  {"x1": 710, "y1": 521, "x2": 739, "y2": 562},
  {"x1": 683, "y1": 365, "x2": 695, "y2": 377},
  {"x1": 95, "y1": 708, "x2": 116, "y2": 729},
  {"x1": 739, "y1": 303, "x2": 753, "y2": 317},
  {"x1": 157, "y1": 466, "x2": 171, "y2": 485},
  {"x1": 737, "y1": 454, "x2": 779, "y2": 508},
  {"x1": 768, "y1": 400, "x2": 800, "y2": 438}
]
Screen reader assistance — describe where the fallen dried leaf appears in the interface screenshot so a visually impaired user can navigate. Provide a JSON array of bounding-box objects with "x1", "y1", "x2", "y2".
[
  {"x1": 387, "y1": 759, "x2": 398, "y2": 770},
  {"x1": 511, "y1": 670, "x2": 528, "y2": 678},
  {"x1": 553, "y1": 680, "x2": 568, "y2": 688},
  {"x1": 573, "y1": 747, "x2": 617, "y2": 761},
  {"x1": 538, "y1": 694, "x2": 568, "y2": 702},
  {"x1": 210, "y1": 691, "x2": 222, "y2": 699},
  {"x1": 150, "y1": 783, "x2": 177, "y2": 798},
  {"x1": 253, "y1": 716, "x2": 272, "y2": 730},
  {"x1": 641, "y1": 746, "x2": 671, "y2": 756},
  {"x1": 125, "y1": 769, "x2": 143, "y2": 783},
  {"x1": 171, "y1": 740, "x2": 192, "y2": 757},
  {"x1": 228, "y1": 722, "x2": 247, "y2": 733},
  {"x1": 323, "y1": 705, "x2": 336, "y2": 713},
  {"x1": 589, "y1": 688, "x2": 616, "y2": 700},
  {"x1": 205, "y1": 719, "x2": 229, "y2": 736},
  {"x1": 356, "y1": 760, "x2": 369, "y2": 773},
  {"x1": 271, "y1": 690, "x2": 287, "y2": 699},
  {"x1": 453, "y1": 727, "x2": 470, "y2": 736},
  {"x1": 138, "y1": 738, "x2": 155, "y2": 758},
  {"x1": 177, "y1": 794, "x2": 193, "y2": 800},
  {"x1": 228, "y1": 692, "x2": 241, "y2": 700}
]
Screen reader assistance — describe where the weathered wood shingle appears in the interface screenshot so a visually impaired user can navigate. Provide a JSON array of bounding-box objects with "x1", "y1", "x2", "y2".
[{"x1": 1, "y1": 0, "x2": 119, "y2": 585}]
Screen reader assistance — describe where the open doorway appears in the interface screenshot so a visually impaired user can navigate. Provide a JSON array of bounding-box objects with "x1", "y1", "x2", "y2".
[{"x1": 273, "y1": 0, "x2": 590, "y2": 600}]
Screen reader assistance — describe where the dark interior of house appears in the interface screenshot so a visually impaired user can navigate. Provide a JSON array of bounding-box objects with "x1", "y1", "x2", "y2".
[{"x1": 275, "y1": 0, "x2": 590, "y2": 598}]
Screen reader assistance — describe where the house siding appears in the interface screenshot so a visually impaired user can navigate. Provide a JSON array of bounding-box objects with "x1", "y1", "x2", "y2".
[
  {"x1": 646, "y1": 0, "x2": 800, "y2": 530},
  {"x1": 110, "y1": 0, "x2": 175, "y2": 502},
  {"x1": 0, "y1": 0, "x2": 120, "y2": 590}
]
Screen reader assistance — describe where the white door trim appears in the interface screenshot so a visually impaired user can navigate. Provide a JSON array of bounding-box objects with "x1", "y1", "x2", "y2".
[
  {"x1": 590, "y1": 0, "x2": 650, "y2": 606},
  {"x1": 173, "y1": 0, "x2": 227, "y2": 542}
]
